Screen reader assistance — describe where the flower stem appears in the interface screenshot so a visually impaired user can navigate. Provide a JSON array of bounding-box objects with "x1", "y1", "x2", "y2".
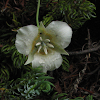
[{"x1": 36, "y1": 0, "x2": 40, "y2": 27}]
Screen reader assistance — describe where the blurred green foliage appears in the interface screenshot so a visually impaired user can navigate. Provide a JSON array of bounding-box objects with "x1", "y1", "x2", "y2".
[
  {"x1": 51, "y1": 92, "x2": 94, "y2": 100},
  {"x1": 0, "y1": 0, "x2": 96, "y2": 99},
  {"x1": 0, "y1": 67, "x2": 54, "y2": 99},
  {"x1": 62, "y1": 56, "x2": 70, "y2": 72},
  {"x1": 43, "y1": 0, "x2": 96, "y2": 28}
]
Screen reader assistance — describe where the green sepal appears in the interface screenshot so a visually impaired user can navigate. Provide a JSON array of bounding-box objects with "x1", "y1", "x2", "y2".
[
  {"x1": 38, "y1": 21, "x2": 45, "y2": 33},
  {"x1": 24, "y1": 48, "x2": 38, "y2": 65},
  {"x1": 52, "y1": 42, "x2": 69, "y2": 55}
]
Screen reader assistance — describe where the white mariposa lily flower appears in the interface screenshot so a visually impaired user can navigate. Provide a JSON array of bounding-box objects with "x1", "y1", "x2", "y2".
[{"x1": 15, "y1": 21, "x2": 72, "y2": 73}]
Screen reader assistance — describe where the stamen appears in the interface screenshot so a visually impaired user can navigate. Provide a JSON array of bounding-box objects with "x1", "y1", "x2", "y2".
[
  {"x1": 47, "y1": 43, "x2": 54, "y2": 48},
  {"x1": 40, "y1": 37, "x2": 43, "y2": 41},
  {"x1": 43, "y1": 46, "x2": 48, "y2": 54},
  {"x1": 45, "y1": 39, "x2": 50, "y2": 42},
  {"x1": 38, "y1": 46, "x2": 42, "y2": 53},
  {"x1": 36, "y1": 42, "x2": 41, "y2": 46}
]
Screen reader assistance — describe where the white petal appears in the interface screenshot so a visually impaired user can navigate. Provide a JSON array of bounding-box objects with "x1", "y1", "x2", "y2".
[
  {"x1": 15, "y1": 25, "x2": 38, "y2": 55},
  {"x1": 32, "y1": 50, "x2": 62, "y2": 73},
  {"x1": 46, "y1": 21, "x2": 72, "y2": 48}
]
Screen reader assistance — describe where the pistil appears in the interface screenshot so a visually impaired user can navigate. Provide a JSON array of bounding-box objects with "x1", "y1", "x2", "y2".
[{"x1": 35, "y1": 37, "x2": 54, "y2": 55}]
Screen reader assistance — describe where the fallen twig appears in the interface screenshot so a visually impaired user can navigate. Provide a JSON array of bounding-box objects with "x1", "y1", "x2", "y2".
[{"x1": 68, "y1": 45, "x2": 100, "y2": 55}]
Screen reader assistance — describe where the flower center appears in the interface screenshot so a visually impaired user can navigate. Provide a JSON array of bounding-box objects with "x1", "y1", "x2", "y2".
[{"x1": 35, "y1": 37, "x2": 54, "y2": 54}]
